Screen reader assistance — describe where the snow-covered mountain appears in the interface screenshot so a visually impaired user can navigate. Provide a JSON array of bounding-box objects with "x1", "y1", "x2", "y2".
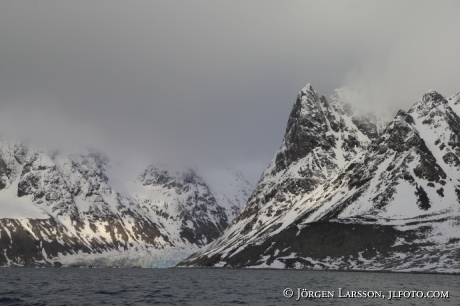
[
  {"x1": 0, "y1": 144, "x2": 252, "y2": 267},
  {"x1": 127, "y1": 165, "x2": 229, "y2": 247},
  {"x1": 178, "y1": 85, "x2": 460, "y2": 273}
]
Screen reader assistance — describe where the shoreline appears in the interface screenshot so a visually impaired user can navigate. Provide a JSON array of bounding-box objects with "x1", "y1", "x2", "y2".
[{"x1": 170, "y1": 266, "x2": 460, "y2": 276}]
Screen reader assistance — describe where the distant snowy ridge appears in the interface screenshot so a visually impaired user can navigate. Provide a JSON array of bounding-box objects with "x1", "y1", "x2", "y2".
[
  {"x1": 0, "y1": 146, "x2": 252, "y2": 267},
  {"x1": 178, "y1": 84, "x2": 460, "y2": 273}
]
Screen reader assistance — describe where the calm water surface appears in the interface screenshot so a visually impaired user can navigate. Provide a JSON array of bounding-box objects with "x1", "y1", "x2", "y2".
[{"x1": 0, "y1": 268, "x2": 458, "y2": 305}]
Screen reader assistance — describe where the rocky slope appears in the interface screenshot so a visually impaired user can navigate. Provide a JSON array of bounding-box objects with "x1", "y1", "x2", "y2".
[
  {"x1": 0, "y1": 145, "x2": 252, "y2": 267},
  {"x1": 177, "y1": 85, "x2": 460, "y2": 273}
]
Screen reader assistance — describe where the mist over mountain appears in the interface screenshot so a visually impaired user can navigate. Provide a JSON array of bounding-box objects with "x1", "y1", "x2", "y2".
[
  {"x1": 1, "y1": 0, "x2": 460, "y2": 272},
  {"x1": 1, "y1": 1, "x2": 460, "y2": 185},
  {"x1": 178, "y1": 84, "x2": 460, "y2": 273},
  {"x1": 0, "y1": 141, "x2": 252, "y2": 267}
]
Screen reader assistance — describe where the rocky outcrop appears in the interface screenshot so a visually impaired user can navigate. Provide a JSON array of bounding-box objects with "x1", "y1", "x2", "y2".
[
  {"x1": 177, "y1": 85, "x2": 460, "y2": 273},
  {"x1": 0, "y1": 143, "x2": 252, "y2": 267}
]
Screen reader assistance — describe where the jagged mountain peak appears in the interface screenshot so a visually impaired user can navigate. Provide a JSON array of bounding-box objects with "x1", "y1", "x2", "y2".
[
  {"x1": 409, "y1": 90, "x2": 448, "y2": 116},
  {"x1": 0, "y1": 139, "x2": 253, "y2": 267},
  {"x1": 299, "y1": 83, "x2": 316, "y2": 95},
  {"x1": 281, "y1": 87, "x2": 332, "y2": 171},
  {"x1": 135, "y1": 164, "x2": 251, "y2": 223},
  {"x1": 276, "y1": 84, "x2": 385, "y2": 174},
  {"x1": 198, "y1": 83, "x2": 387, "y2": 259},
  {"x1": 125, "y1": 163, "x2": 254, "y2": 252},
  {"x1": 421, "y1": 90, "x2": 447, "y2": 103},
  {"x1": 138, "y1": 164, "x2": 199, "y2": 186},
  {"x1": 178, "y1": 86, "x2": 460, "y2": 273},
  {"x1": 291, "y1": 88, "x2": 460, "y2": 219}
]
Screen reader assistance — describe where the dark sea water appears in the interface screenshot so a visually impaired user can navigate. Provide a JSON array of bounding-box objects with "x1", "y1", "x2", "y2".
[{"x1": 0, "y1": 268, "x2": 458, "y2": 305}]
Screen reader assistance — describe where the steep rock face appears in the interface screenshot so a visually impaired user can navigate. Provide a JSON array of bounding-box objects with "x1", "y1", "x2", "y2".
[
  {"x1": 297, "y1": 91, "x2": 456, "y2": 223},
  {"x1": 0, "y1": 146, "x2": 169, "y2": 267},
  {"x1": 178, "y1": 84, "x2": 386, "y2": 266},
  {"x1": 128, "y1": 165, "x2": 228, "y2": 247},
  {"x1": 0, "y1": 145, "x2": 252, "y2": 267},
  {"x1": 178, "y1": 87, "x2": 460, "y2": 273}
]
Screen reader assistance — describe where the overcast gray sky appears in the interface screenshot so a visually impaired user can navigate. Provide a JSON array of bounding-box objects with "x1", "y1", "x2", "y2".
[{"x1": 1, "y1": 1, "x2": 460, "y2": 184}]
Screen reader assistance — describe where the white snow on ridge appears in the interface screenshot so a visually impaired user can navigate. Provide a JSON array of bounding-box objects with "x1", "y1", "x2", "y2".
[
  {"x1": 0, "y1": 142, "x2": 252, "y2": 267},
  {"x1": 181, "y1": 85, "x2": 460, "y2": 273}
]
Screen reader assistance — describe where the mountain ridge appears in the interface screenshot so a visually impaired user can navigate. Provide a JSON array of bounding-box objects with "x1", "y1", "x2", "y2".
[
  {"x1": 0, "y1": 145, "x2": 252, "y2": 267},
  {"x1": 177, "y1": 85, "x2": 460, "y2": 273}
]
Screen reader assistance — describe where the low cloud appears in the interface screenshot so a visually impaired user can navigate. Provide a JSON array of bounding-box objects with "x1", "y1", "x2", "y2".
[{"x1": 1, "y1": 1, "x2": 459, "y2": 184}]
